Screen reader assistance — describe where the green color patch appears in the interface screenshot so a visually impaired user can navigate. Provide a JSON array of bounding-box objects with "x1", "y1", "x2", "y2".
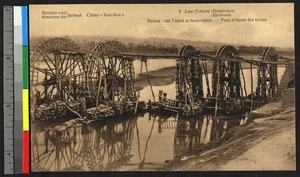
[{"x1": 23, "y1": 46, "x2": 28, "y2": 89}]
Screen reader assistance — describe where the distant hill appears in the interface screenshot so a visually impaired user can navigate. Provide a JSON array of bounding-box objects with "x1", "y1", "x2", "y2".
[
  {"x1": 29, "y1": 36, "x2": 294, "y2": 56},
  {"x1": 30, "y1": 35, "x2": 222, "y2": 52}
]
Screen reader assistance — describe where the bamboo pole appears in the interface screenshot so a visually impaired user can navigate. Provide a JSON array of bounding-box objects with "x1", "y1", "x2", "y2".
[
  {"x1": 203, "y1": 60, "x2": 211, "y2": 97},
  {"x1": 186, "y1": 61, "x2": 195, "y2": 115},
  {"x1": 145, "y1": 60, "x2": 156, "y2": 102},
  {"x1": 96, "y1": 59, "x2": 102, "y2": 111},
  {"x1": 134, "y1": 60, "x2": 143, "y2": 114},
  {"x1": 67, "y1": 76, "x2": 71, "y2": 102},
  {"x1": 31, "y1": 89, "x2": 36, "y2": 122},
  {"x1": 250, "y1": 63, "x2": 254, "y2": 111},
  {"x1": 111, "y1": 57, "x2": 115, "y2": 101},
  {"x1": 63, "y1": 102, "x2": 83, "y2": 119},
  {"x1": 103, "y1": 75, "x2": 108, "y2": 100},
  {"x1": 55, "y1": 54, "x2": 62, "y2": 99},
  {"x1": 123, "y1": 60, "x2": 127, "y2": 102},
  {"x1": 214, "y1": 60, "x2": 220, "y2": 118},
  {"x1": 183, "y1": 61, "x2": 188, "y2": 105},
  {"x1": 240, "y1": 62, "x2": 247, "y2": 97}
]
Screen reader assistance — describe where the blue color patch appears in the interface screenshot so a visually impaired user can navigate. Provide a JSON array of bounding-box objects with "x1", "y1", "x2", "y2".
[{"x1": 22, "y1": 6, "x2": 28, "y2": 46}]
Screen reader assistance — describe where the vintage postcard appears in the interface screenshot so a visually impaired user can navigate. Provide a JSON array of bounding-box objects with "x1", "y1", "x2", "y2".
[{"x1": 29, "y1": 3, "x2": 295, "y2": 171}]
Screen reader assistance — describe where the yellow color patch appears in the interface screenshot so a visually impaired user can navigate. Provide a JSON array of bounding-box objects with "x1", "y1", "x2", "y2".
[{"x1": 23, "y1": 89, "x2": 29, "y2": 131}]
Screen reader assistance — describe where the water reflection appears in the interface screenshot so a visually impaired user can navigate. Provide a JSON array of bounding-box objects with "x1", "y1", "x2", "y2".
[
  {"x1": 31, "y1": 113, "x2": 244, "y2": 171},
  {"x1": 31, "y1": 117, "x2": 136, "y2": 171},
  {"x1": 172, "y1": 115, "x2": 242, "y2": 156},
  {"x1": 174, "y1": 117, "x2": 204, "y2": 155}
]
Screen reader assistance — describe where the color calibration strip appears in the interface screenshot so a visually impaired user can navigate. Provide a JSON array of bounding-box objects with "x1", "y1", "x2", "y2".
[
  {"x1": 22, "y1": 6, "x2": 30, "y2": 174},
  {"x1": 13, "y1": 6, "x2": 29, "y2": 174}
]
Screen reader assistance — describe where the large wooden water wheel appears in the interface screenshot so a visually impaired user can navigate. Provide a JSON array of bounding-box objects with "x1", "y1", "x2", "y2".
[
  {"x1": 87, "y1": 40, "x2": 136, "y2": 106},
  {"x1": 211, "y1": 45, "x2": 244, "y2": 114},
  {"x1": 30, "y1": 38, "x2": 86, "y2": 106},
  {"x1": 212, "y1": 45, "x2": 242, "y2": 99},
  {"x1": 255, "y1": 47, "x2": 278, "y2": 101},
  {"x1": 176, "y1": 45, "x2": 203, "y2": 104}
]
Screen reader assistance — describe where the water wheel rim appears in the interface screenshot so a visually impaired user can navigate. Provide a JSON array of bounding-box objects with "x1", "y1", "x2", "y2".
[
  {"x1": 30, "y1": 38, "x2": 85, "y2": 105},
  {"x1": 87, "y1": 41, "x2": 135, "y2": 104}
]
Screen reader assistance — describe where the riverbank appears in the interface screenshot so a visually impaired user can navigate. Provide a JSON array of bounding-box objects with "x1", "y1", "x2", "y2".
[
  {"x1": 162, "y1": 100, "x2": 295, "y2": 170},
  {"x1": 162, "y1": 62, "x2": 295, "y2": 171}
]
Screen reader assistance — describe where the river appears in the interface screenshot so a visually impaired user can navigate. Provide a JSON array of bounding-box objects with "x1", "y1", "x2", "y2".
[
  {"x1": 31, "y1": 62, "x2": 286, "y2": 171},
  {"x1": 31, "y1": 111, "x2": 244, "y2": 171}
]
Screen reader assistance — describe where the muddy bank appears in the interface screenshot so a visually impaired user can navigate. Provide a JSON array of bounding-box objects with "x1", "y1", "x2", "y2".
[
  {"x1": 161, "y1": 62, "x2": 295, "y2": 171},
  {"x1": 135, "y1": 66, "x2": 176, "y2": 90},
  {"x1": 162, "y1": 102, "x2": 295, "y2": 171}
]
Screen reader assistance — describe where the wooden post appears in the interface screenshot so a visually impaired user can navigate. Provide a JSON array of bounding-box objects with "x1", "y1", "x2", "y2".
[
  {"x1": 123, "y1": 60, "x2": 127, "y2": 102},
  {"x1": 44, "y1": 68, "x2": 48, "y2": 100},
  {"x1": 96, "y1": 58, "x2": 102, "y2": 111},
  {"x1": 110, "y1": 57, "x2": 115, "y2": 101},
  {"x1": 103, "y1": 75, "x2": 108, "y2": 100},
  {"x1": 31, "y1": 90, "x2": 36, "y2": 122},
  {"x1": 134, "y1": 60, "x2": 143, "y2": 114},
  {"x1": 74, "y1": 77, "x2": 77, "y2": 100},
  {"x1": 214, "y1": 60, "x2": 220, "y2": 118},
  {"x1": 203, "y1": 60, "x2": 211, "y2": 97},
  {"x1": 250, "y1": 63, "x2": 254, "y2": 111},
  {"x1": 183, "y1": 61, "x2": 188, "y2": 105},
  {"x1": 54, "y1": 53, "x2": 62, "y2": 99},
  {"x1": 240, "y1": 62, "x2": 247, "y2": 97},
  {"x1": 130, "y1": 61, "x2": 135, "y2": 101},
  {"x1": 67, "y1": 76, "x2": 71, "y2": 103},
  {"x1": 145, "y1": 60, "x2": 156, "y2": 102}
]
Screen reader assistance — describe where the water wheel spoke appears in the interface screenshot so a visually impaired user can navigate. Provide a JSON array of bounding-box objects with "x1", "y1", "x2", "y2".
[
  {"x1": 59, "y1": 53, "x2": 67, "y2": 71},
  {"x1": 33, "y1": 78, "x2": 57, "y2": 86},
  {"x1": 62, "y1": 54, "x2": 71, "y2": 76},
  {"x1": 60, "y1": 53, "x2": 71, "y2": 75},
  {"x1": 31, "y1": 38, "x2": 85, "y2": 111},
  {"x1": 102, "y1": 57, "x2": 107, "y2": 70},
  {"x1": 115, "y1": 62, "x2": 123, "y2": 74},
  {"x1": 48, "y1": 85, "x2": 57, "y2": 99},
  {"x1": 63, "y1": 56, "x2": 76, "y2": 76},
  {"x1": 113, "y1": 57, "x2": 118, "y2": 69},
  {"x1": 32, "y1": 66, "x2": 55, "y2": 77},
  {"x1": 41, "y1": 50, "x2": 56, "y2": 69},
  {"x1": 41, "y1": 54, "x2": 56, "y2": 76},
  {"x1": 88, "y1": 41, "x2": 134, "y2": 104},
  {"x1": 67, "y1": 61, "x2": 80, "y2": 76},
  {"x1": 61, "y1": 87, "x2": 74, "y2": 101},
  {"x1": 36, "y1": 86, "x2": 50, "y2": 103}
]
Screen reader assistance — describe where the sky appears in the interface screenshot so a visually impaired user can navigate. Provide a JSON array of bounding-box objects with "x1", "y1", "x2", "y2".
[{"x1": 29, "y1": 3, "x2": 294, "y2": 48}]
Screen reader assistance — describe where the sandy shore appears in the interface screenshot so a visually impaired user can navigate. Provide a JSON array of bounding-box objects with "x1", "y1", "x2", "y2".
[
  {"x1": 162, "y1": 102, "x2": 295, "y2": 171},
  {"x1": 162, "y1": 62, "x2": 295, "y2": 171}
]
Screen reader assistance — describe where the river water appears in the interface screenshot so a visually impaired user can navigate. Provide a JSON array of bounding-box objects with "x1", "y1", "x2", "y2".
[
  {"x1": 31, "y1": 112, "x2": 244, "y2": 171},
  {"x1": 31, "y1": 65, "x2": 286, "y2": 171},
  {"x1": 140, "y1": 67, "x2": 286, "y2": 102}
]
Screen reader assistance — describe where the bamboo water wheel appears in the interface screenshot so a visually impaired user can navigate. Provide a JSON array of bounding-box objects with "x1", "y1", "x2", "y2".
[
  {"x1": 255, "y1": 47, "x2": 278, "y2": 101},
  {"x1": 176, "y1": 45, "x2": 203, "y2": 104},
  {"x1": 30, "y1": 38, "x2": 86, "y2": 106},
  {"x1": 212, "y1": 45, "x2": 242, "y2": 99},
  {"x1": 86, "y1": 41, "x2": 136, "y2": 107}
]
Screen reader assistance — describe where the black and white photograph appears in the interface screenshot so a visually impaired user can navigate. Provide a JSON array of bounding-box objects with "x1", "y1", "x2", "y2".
[{"x1": 28, "y1": 3, "x2": 295, "y2": 171}]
